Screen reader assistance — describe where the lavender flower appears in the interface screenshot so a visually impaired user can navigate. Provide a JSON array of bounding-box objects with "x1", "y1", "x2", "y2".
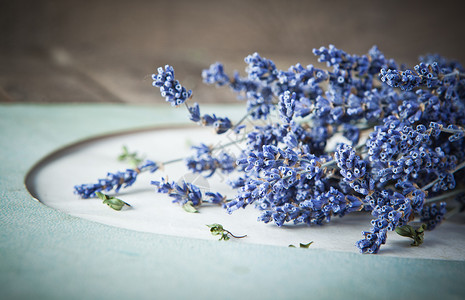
[
  {"x1": 278, "y1": 91, "x2": 296, "y2": 124},
  {"x1": 151, "y1": 178, "x2": 202, "y2": 206},
  {"x1": 202, "y1": 62, "x2": 230, "y2": 86},
  {"x1": 74, "y1": 160, "x2": 159, "y2": 198},
  {"x1": 152, "y1": 65, "x2": 192, "y2": 106},
  {"x1": 335, "y1": 144, "x2": 374, "y2": 195},
  {"x1": 185, "y1": 143, "x2": 236, "y2": 177},
  {"x1": 380, "y1": 68, "x2": 422, "y2": 91},
  {"x1": 244, "y1": 52, "x2": 278, "y2": 83},
  {"x1": 201, "y1": 114, "x2": 232, "y2": 134},
  {"x1": 187, "y1": 102, "x2": 233, "y2": 134},
  {"x1": 356, "y1": 228, "x2": 387, "y2": 254},
  {"x1": 420, "y1": 202, "x2": 447, "y2": 230},
  {"x1": 313, "y1": 44, "x2": 356, "y2": 70},
  {"x1": 151, "y1": 178, "x2": 226, "y2": 208}
]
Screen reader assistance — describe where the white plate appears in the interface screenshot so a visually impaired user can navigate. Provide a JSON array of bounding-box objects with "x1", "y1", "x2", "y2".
[{"x1": 25, "y1": 126, "x2": 465, "y2": 259}]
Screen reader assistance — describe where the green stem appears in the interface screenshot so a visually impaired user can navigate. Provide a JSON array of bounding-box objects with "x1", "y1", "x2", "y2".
[
  {"x1": 224, "y1": 229, "x2": 247, "y2": 239},
  {"x1": 421, "y1": 178, "x2": 439, "y2": 191},
  {"x1": 212, "y1": 137, "x2": 247, "y2": 151},
  {"x1": 355, "y1": 143, "x2": 366, "y2": 151},
  {"x1": 231, "y1": 108, "x2": 255, "y2": 131},
  {"x1": 186, "y1": 101, "x2": 270, "y2": 135},
  {"x1": 440, "y1": 127, "x2": 465, "y2": 135},
  {"x1": 321, "y1": 159, "x2": 337, "y2": 168},
  {"x1": 144, "y1": 133, "x2": 248, "y2": 171},
  {"x1": 452, "y1": 160, "x2": 465, "y2": 173},
  {"x1": 162, "y1": 157, "x2": 184, "y2": 165},
  {"x1": 428, "y1": 69, "x2": 464, "y2": 81},
  {"x1": 425, "y1": 188, "x2": 465, "y2": 203}
]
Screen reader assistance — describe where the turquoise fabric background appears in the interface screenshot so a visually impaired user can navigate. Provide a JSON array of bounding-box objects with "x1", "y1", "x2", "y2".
[{"x1": 1, "y1": 104, "x2": 464, "y2": 299}]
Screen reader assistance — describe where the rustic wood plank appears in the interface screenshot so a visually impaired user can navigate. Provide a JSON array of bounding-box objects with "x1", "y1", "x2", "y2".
[{"x1": 1, "y1": 0, "x2": 464, "y2": 103}]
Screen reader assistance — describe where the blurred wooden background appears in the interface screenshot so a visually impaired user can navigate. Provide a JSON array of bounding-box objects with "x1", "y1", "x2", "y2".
[{"x1": 1, "y1": 0, "x2": 464, "y2": 103}]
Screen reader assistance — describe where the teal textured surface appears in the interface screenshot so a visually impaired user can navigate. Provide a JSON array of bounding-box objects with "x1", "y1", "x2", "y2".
[{"x1": 1, "y1": 104, "x2": 464, "y2": 300}]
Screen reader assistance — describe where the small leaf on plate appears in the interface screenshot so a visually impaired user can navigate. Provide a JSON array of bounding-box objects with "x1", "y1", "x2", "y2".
[
  {"x1": 220, "y1": 233, "x2": 230, "y2": 241},
  {"x1": 103, "y1": 198, "x2": 125, "y2": 211},
  {"x1": 207, "y1": 223, "x2": 224, "y2": 235},
  {"x1": 299, "y1": 242, "x2": 313, "y2": 248},
  {"x1": 395, "y1": 224, "x2": 426, "y2": 247},
  {"x1": 206, "y1": 224, "x2": 245, "y2": 241},
  {"x1": 95, "y1": 192, "x2": 129, "y2": 211},
  {"x1": 118, "y1": 145, "x2": 129, "y2": 161},
  {"x1": 289, "y1": 241, "x2": 313, "y2": 248},
  {"x1": 395, "y1": 225, "x2": 415, "y2": 237},
  {"x1": 182, "y1": 201, "x2": 199, "y2": 213},
  {"x1": 95, "y1": 191, "x2": 109, "y2": 201},
  {"x1": 118, "y1": 145, "x2": 143, "y2": 168},
  {"x1": 411, "y1": 224, "x2": 427, "y2": 246}
]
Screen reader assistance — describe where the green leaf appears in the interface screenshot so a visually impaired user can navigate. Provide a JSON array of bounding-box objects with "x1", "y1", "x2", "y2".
[
  {"x1": 417, "y1": 223, "x2": 427, "y2": 234},
  {"x1": 206, "y1": 224, "x2": 246, "y2": 241},
  {"x1": 95, "y1": 191, "x2": 108, "y2": 201},
  {"x1": 207, "y1": 223, "x2": 224, "y2": 236},
  {"x1": 95, "y1": 192, "x2": 129, "y2": 211},
  {"x1": 130, "y1": 157, "x2": 143, "y2": 168},
  {"x1": 118, "y1": 145, "x2": 143, "y2": 168},
  {"x1": 118, "y1": 146, "x2": 130, "y2": 161},
  {"x1": 289, "y1": 241, "x2": 313, "y2": 248},
  {"x1": 411, "y1": 224, "x2": 427, "y2": 246},
  {"x1": 395, "y1": 224, "x2": 426, "y2": 247},
  {"x1": 104, "y1": 198, "x2": 125, "y2": 211},
  {"x1": 182, "y1": 201, "x2": 199, "y2": 213},
  {"x1": 299, "y1": 242, "x2": 313, "y2": 248},
  {"x1": 220, "y1": 233, "x2": 230, "y2": 241},
  {"x1": 395, "y1": 225, "x2": 415, "y2": 237}
]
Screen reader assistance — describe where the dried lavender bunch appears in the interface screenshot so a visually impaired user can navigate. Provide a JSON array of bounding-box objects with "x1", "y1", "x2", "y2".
[
  {"x1": 75, "y1": 44, "x2": 465, "y2": 254},
  {"x1": 198, "y1": 45, "x2": 465, "y2": 253}
]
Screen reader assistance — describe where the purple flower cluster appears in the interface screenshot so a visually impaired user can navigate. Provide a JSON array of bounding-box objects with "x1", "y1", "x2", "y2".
[
  {"x1": 185, "y1": 143, "x2": 236, "y2": 177},
  {"x1": 74, "y1": 160, "x2": 158, "y2": 198},
  {"x1": 244, "y1": 52, "x2": 279, "y2": 83},
  {"x1": 381, "y1": 57, "x2": 465, "y2": 94},
  {"x1": 225, "y1": 143, "x2": 363, "y2": 227},
  {"x1": 202, "y1": 62, "x2": 230, "y2": 86},
  {"x1": 151, "y1": 178, "x2": 226, "y2": 207},
  {"x1": 355, "y1": 228, "x2": 387, "y2": 254},
  {"x1": 152, "y1": 65, "x2": 192, "y2": 106},
  {"x1": 202, "y1": 53, "x2": 280, "y2": 120},
  {"x1": 187, "y1": 102, "x2": 232, "y2": 134},
  {"x1": 420, "y1": 202, "x2": 447, "y2": 230},
  {"x1": 335, "y1": 144, "x2": 374, "y2": 195},
  {"x1": 356, "y1": 187, "x2": 426, "y2": 254}
]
